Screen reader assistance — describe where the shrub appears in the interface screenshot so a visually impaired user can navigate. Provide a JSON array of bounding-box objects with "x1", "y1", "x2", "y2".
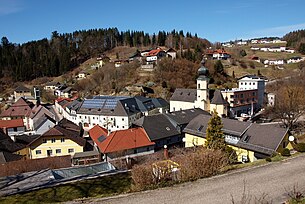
[
  {"x1": 131, "y1": 164, "x2": 155, "y2": 191},
  {"x1": 173, "y1": 148, "x2": 228, "y2": 182},
  {"x1": 281, "y1": 148, "x2": 291, "y2": 157},
  {"x1": 294, "y1": 143, "x2": 305, "y2": 152},
  {"x1": 265, "y1": 157, "x2": 272, "y2": 162},
  {"x1": 225, "y1": 146, "x2": 237, "y2": 164}
]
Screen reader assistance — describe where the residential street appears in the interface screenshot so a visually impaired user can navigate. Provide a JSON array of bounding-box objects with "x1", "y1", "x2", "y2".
[{"x1": 72, "y1": 154, "x2": 305, "y2": 204}]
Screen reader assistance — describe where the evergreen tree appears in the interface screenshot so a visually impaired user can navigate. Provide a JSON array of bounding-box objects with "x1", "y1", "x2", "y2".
[
  {"x1": 214, "y1": 60, "x2": 224, "y2": 74},
  {"x1": 205, "y1": 110, "x2": 226, "y2": 150}
]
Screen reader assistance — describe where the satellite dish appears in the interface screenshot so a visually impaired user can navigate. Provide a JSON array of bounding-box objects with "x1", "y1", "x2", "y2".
[{"x1": 288, "y1": 136, "x2": 295, "y2": 142}]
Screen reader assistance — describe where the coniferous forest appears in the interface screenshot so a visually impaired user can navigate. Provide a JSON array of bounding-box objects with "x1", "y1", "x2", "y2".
[{"x1": 0, "y1": 28, "x2": 210, "y2": 81}]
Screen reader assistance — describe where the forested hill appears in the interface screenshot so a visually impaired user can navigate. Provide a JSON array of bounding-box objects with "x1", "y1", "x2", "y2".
[
  {"x1": 0, "y1": 28, "x2": 210, "y2": 81},
  {"x1": 283, "y1": 29, "x2": 305, "y2": 54}
]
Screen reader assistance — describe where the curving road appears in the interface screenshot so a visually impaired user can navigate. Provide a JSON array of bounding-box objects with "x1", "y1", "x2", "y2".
[{"x1": 71, "y1": 154, "x2": 305, "y2": 204}]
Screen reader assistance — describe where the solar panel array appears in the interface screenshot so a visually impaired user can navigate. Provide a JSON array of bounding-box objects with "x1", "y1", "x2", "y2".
[{"x1": 81, "y1": 96, "x2": 130, "y2": 110}]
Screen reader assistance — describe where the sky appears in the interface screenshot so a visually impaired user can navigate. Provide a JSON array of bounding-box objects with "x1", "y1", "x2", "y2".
[{"x1": 0, "y1": 0, "x2": 305, "y2": 44}]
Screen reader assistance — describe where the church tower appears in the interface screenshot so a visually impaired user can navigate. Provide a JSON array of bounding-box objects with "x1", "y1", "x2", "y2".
[{"x1": 195, "y1": 59, "x2": 209, "y2": 110}]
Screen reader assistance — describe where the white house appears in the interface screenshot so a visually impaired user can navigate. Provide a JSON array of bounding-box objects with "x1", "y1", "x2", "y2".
[
  {"x1": 44, "y1": 82, "x2": 62, "y2": 91},
  {"x1": 56, "y1": 96, "x2": 169, "y2": 133},
  {"x1": 287, "y1": 56, "x2": 303, "y2": 64},
  {"x1": 237, "y1": 41, "x2": 248, "y2": 45},
  {"x1": 238, "y1": 75, "x2": 266, "y2": 109},
  {"x1": 267, "y1": 93, "x2": 276, "y2": 107},
  {"x1": 250, "y1": 47, "x2": 260, "y2": 51},
  {"x1": 263, "y1": 59, "x2": 284, "y2": 65},
  {"x1": 285, "y1": 48, "x2": 295, "y2": 53},
  {"x1": 260, "y1": 47, "x2": 269, "y2": 52}
]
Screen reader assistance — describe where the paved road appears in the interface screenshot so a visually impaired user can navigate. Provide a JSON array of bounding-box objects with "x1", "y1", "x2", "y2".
[{"x1": 71, "y1": 154, "x2": 305, "y2": 204}]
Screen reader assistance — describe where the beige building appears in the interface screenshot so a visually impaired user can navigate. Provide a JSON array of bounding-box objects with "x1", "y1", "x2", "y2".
[{"x1": 170, "y1": 60, "x2": 228, "y2": 117}]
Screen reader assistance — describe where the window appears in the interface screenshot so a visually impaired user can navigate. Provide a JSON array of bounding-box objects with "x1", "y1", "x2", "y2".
[
  {"x1": 68, "y1": 148, "x2": 74, "y2": 153},
  {"x1": 61, "y1": 138, "x2": 65, "y2": 143},
  {"x1": 13, "y1": 127, "x2": 17, "y2": 132},
  {"x1": 198, "y1": 83, "x2": 200, "y2": 89},
  {"x1": 240, "y1": 94, "x2": 244, "y2": 98},
  {"x1": 79, "y1": 116, "x2": 82, "y2": 119},
  {"x1": 85, "y1": 116, "x2": 87, "y2": 119},
  {"x1": 122, "y1": 126, "x2": 125, "y2": 129},
  {"x1": 241, "y1": 82, "x2": 243, "y2": 85},
  {"x1": 230, "y1": 95, "x2": 234, "y2": 98},
  {"x1": 245, "y1": 82, "x2": 247, "y2": 85},
  {"x1": 51, "y1": 138, "x2": 56, "y2": 143},
  {"x1": 36, "y1": 150, "x2": 41, "y2": 155},
  {"x1": 47, "y1": 150, "x2": 52, "y2": 156},
  {"x1": 252, "y1": 92, "x2": 256, "y2": 96},
  {"x1": 42, "y1": 139, "x2": 47, "y2": 143},
  {"x1": 56, "y1": 149, "x2": 61, "y2": 154},
  {"x1": 122, "y1": 118, "x2": 124, "y2": 121},
  {"x1": 93, "y1": 117, "x2": 95, "y2": 120}
]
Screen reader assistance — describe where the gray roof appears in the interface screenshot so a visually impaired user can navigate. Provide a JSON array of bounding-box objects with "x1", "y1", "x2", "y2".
[
  {"x1": 33, "y1": 114, "x2": 56, "y2": 130},
  {"x1": 210, "y1": 90, "x2": 228, "y2": 105},
  {"x1": 15, "y1": 85, "x2": 31, "y2": 92},
  {"x1": 170, "y1": 88, "x2": 197, "y2": 102},
  {"x1": 0, "y1": 151, "x2": 23, "y2": 164},
  {"x1": 133, "y1": 114, "x2": 180, "y2": 141},
  {"x1": 237, "y1": 123, "x2": 288, "y2": 155},
  {"x1": 77, "y1": 96, "x2": 168, "y2": 117},
  {"x1": 166, "y1": 108, "x2": 210, "y2": 125},
  {"x1": 45, "y1": 81, "x2": 62, "y2": 86},
  {"x1": 184, "y1": 114, "x2": 288, "y2": 156},
  {"x1": 66, "y1": 100, "x2": 82, "y2": 111}
]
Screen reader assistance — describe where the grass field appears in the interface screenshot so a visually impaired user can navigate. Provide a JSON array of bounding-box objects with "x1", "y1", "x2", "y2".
[{"x1": 0, "y1": 172, "x2": 132, "y2": 204}]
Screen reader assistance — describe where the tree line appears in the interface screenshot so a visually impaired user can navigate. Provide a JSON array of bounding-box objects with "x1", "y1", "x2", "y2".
[
  {"x1": 0, "y1": 28, "x2": 210, "y2": 81},
  {"x1": 283, "y1": 29, "x2": 305, "y2": 54}
]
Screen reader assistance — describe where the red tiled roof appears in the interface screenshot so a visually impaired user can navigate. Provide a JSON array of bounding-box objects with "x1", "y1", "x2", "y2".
[
  {"x1": 205, "y1": 49, "x2": 230, "y2": 55},
  {"x1": 98, "y1": 127, "x2": 155, "y2": 153},
  {"x1": 0, "y1": 119, "x2": 24, "y2": 128},
  {"x1": 89, "y1": 125, "x2": 108, "y2": 142},
  {"x1": 147, "y1": 48, "x2": 164, "y2": 56},
  {"x1": 0, "y1": 98, "x2": 32, "y2": 118},
  {"x1": 55, "y1": 97, "x2": 72, "y2": 103}
]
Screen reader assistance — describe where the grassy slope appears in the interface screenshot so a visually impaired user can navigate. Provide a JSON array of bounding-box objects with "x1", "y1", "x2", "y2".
[{"x1": 0, "y1": 172, "x2": 131, "y2": 204}]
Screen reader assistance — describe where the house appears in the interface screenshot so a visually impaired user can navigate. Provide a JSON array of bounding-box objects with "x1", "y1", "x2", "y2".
[
  {"x1": 140, "y1": 49, "x2": 152, "y2": 57},
  {"x1": 146, "y1": 47, "x2": 166, "y2": 64},
  {"x1": 268, "y1": 47, "x2": 285, "y2": 52},
  {"x1": 114, "y1": 59, "x2": 129, "y2": 68},
  {"x1": 263, "y1": 59, "x2": 284, "y2": 65},
  {"x1": 0, "y1": 97, "x2": 33, "y2": 130},
  {"x1": 165, "y1": 48, "x2": 177, "y2": 59},
  {"x1": 96, "y1": 127, "x2": 155, "y2": 160},
  {"x1": 14, "y1": 85, "x2": 32, "y2": 101},
  {"x1": 165, "y1": 108, "x2": 210, "y2": 133},
  {"x1": 26, "y1": 119, "x2": 86, "y2": 159},
  {"x1": 287, "y1": 56, "x2": 303, "y2": 64},
  {"x1": 250, "y1": 56, "x2": 260, "y2": 63},
  {"x1": 55, "y1": 85, "x2": 76, "y2": 98},
  {"x1": 267, "y1": 93, "x2": 276, "y2": 107},
  {"x1": 237, "y1": 41, "x2": 248, "y2": 46},
  {"x1": 260, "y1": 47, "x2": 269, "y2": 52},
  {"x1": 250, "y1": 47, "x2": 260, "y2": 51},
  {"x1": 133, "y1": 114, "x2": 182, "y2": 150},
  {"x1": 28, "y1": 105, "x2": 56, "y2": 134},
  {"x1": 129, "y1": 50, "x2": 142, "y2": 62},
  {"x1": 77, "y1": 71, "x2": 88, "y2": 80},
  {"x1": 44, "y1": 82, "x2": 63, "y2": 91},
  {"x1": 72, "y1": 150, "x2": 101, "y2": 165},
  {"x1": 183, "y1": 114, "x2": 290, "y2": 162},
  {"x1": 237, "y1": 75, "x2": 266, "y2": 109},
  {"x1": 88, "y1": 124, "x2": 108, "y2": 150},
  {"x1": 56, "y1": 95, "x2": 169, "y2": 133},
  {"x1": 0, "y1": 119, "x2": 25, "y2": 138},
  {"x1": 0, "y1": 129, "x2": 26, "y2": 161},
  {"x1": 221, "y1": 88, "x2": 258, "y2": 117},
  {"x1": 170, "y1": 61, "x2": 229, "y2": 117},
  {"x1": 285, "y1": 48, "x2": 295, "y2": 53},
  {"x1": 205, "y1": 49, "x2": 231, "y2": 60}
]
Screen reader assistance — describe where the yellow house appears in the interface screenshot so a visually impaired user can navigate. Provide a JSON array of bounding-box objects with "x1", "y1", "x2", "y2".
[
  {"x1": 183, "y1": 114, "x2": 289, "y2": 162},
  {"x1": 27, "y1": 119, "x2": 86, "y2": 159}
]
